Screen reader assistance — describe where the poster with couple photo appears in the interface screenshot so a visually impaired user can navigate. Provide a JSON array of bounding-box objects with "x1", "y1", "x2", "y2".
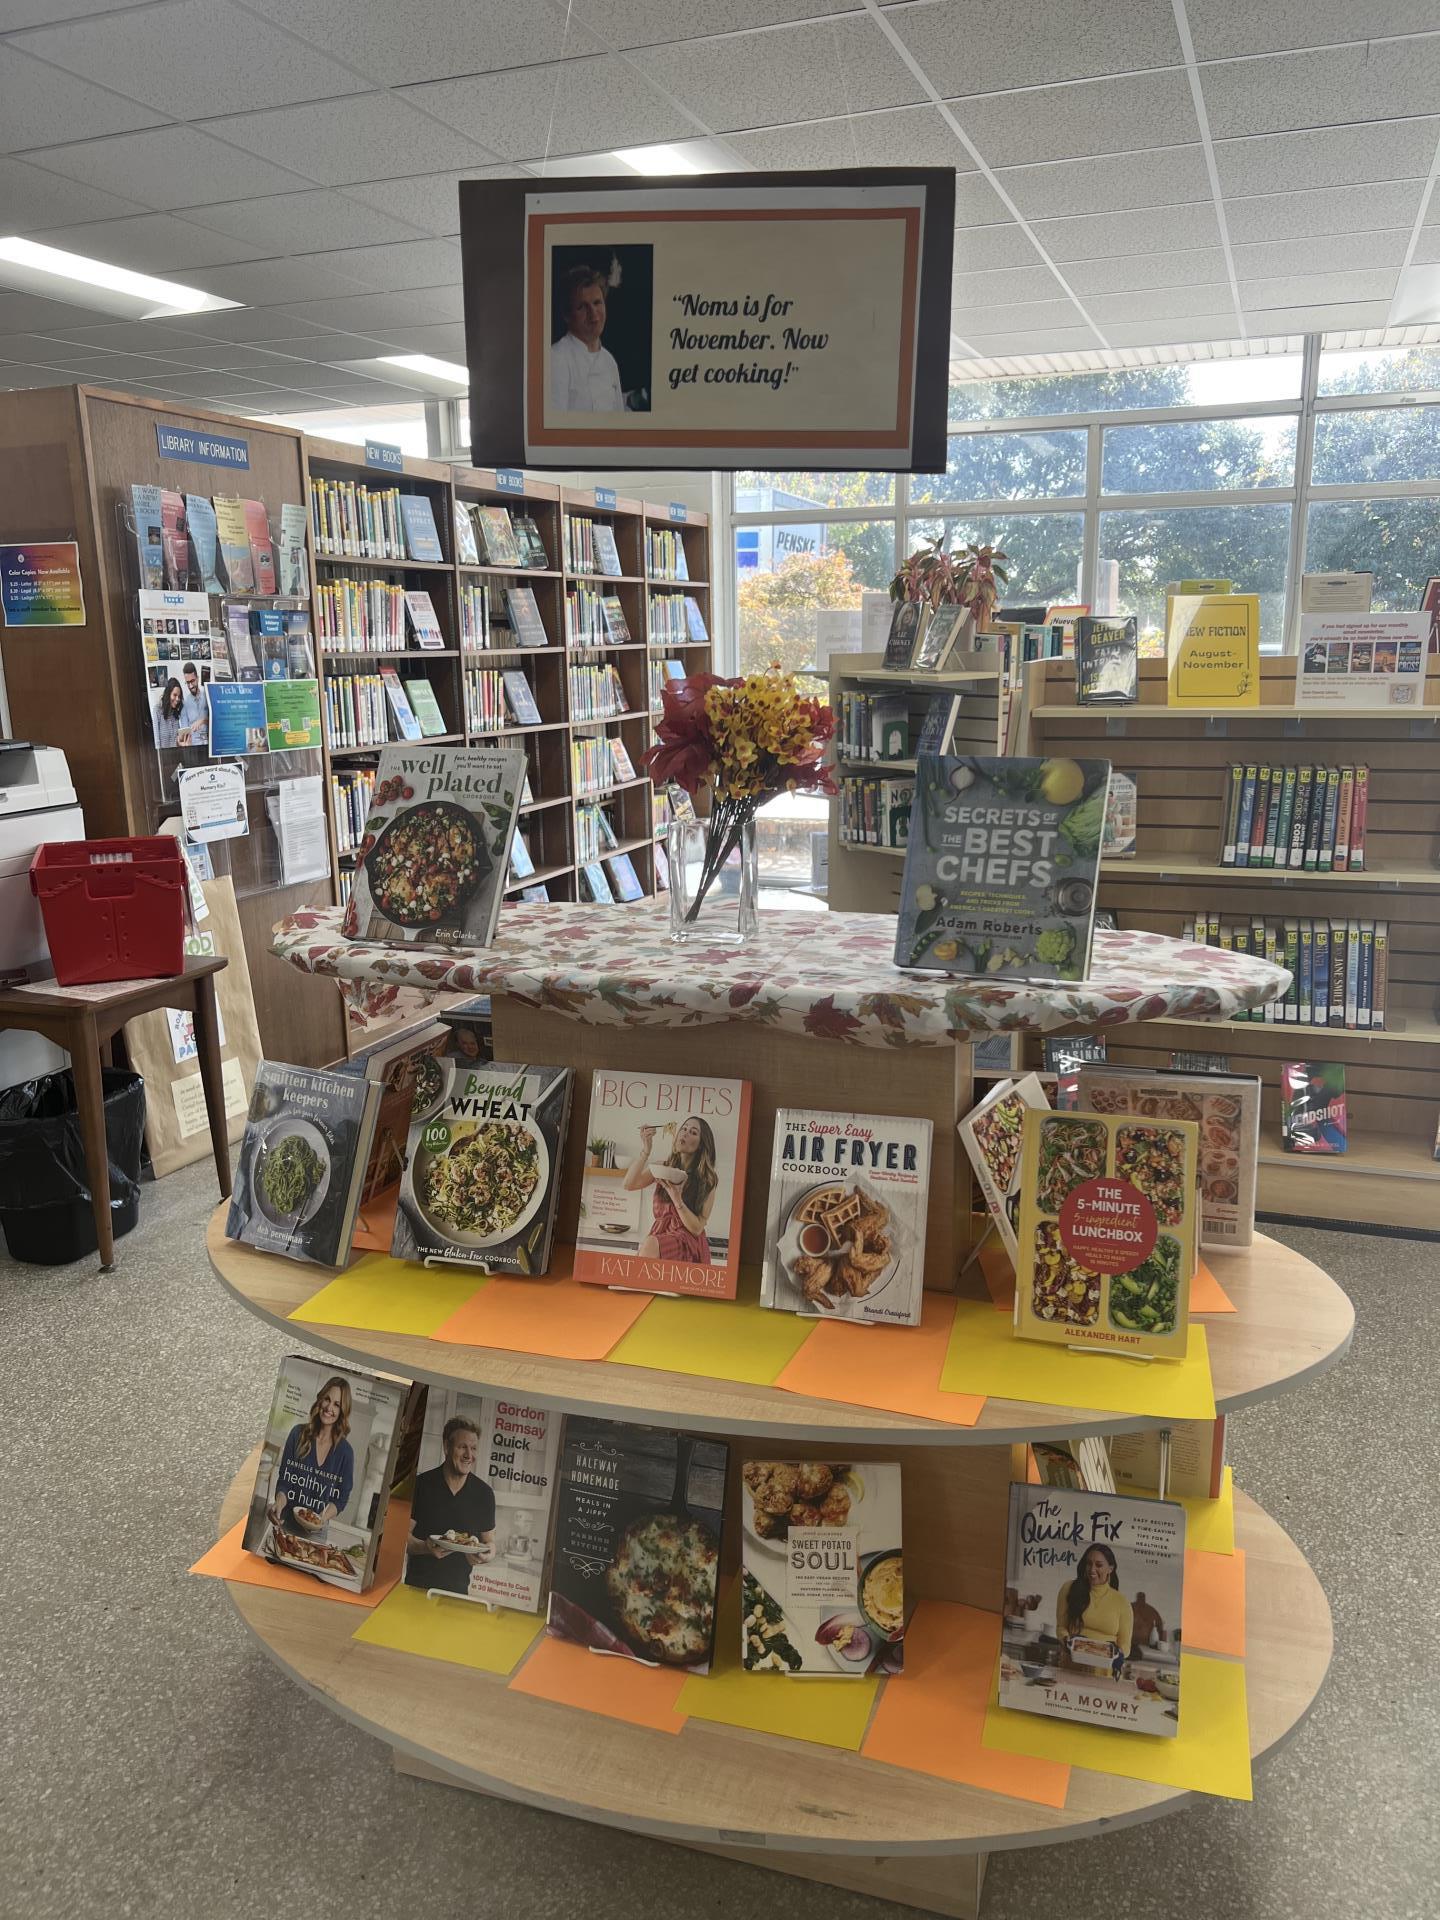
[{"x1": 139, "y1": 589, "x2": 230, "y2": 748}]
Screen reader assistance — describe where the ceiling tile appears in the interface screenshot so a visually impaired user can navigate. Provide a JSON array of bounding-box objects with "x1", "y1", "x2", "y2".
[
  {"x1": 957, "y1": 325, "x2": 1103, "y2": 356},
  {"x1": 729, "y1": 105, "x2": 966, "y2": 171},
  {"x1": 342, "y1": 166, "x2": 524, "y2": 237},
  {"x1": 405, "y1": 55, "x2": 691, "y2": 158},
  {"x1": 953, "y1": 173, "x2": 1011, "y2": 228},
  {"x1": 951, "y1": 264, "x2": 1065, "y2": 308},
  {"x1": 1084, "y1": 283, "x2": 1236, "y2": 324},
  {"x1": 33, "y1": 317, "x2": 212, "y2": 349},
  {"x1": 1031, "y1": 203, "x2": 1222, "y2": 262},
  {"x1": 0, "y1": 154, "x2": 144, "y2": 230},
  {"x1": 1214, "y1": 118, "x2": 1440, "y2": 197},
  {"x1": 306, "y1": 239, "x2": 463, "y2": 293},
  {"x1": 1240, "y1": 269, "x2": 1399, "y2": 309},
  {"x1": 1226, "y1": 182, "x2": 1424, "y2": 243},
  {"x1": 995, "y1": 145, "x2": 1211, "y2": 222},
  {"x1": 242, "y1": 0, "x2": 606, "y2": 84},
  {"x1": 949, "y1": 69, "x2": 1199, "y2": 169},
  {"x1": 0, "y1": 363, "x2": 80, "y2": 387},
  {"x1": 211, "y1": 329, "x2": 400, "y2": 363},
  {"x1": 12, "y1": 0, "x2": 370, "y2": 117},
  {"x1": 950, "y1": 296, "x2": 1086, "y2": 335},
  {"x1": 1241, "y1": 300, "x2": 1395, "y2": 331},
  {"x1": 572, "y1": 0, "x2": 857, "y2": 46},
  {"x1": 189, "y1": 256, "x2": 376, "y2": 306},
  {"x1": 272, "y1": 288, "x2": 466, "y2": 334},
  {"x1": 1066, "y1": 247, "x2": 1232, "y2": 294},
  {"x1": 895, "y1": 0, "x2": 1182, "y2": 96},
  {"x1": 203, "y1": 92, "x2": 495, "y2": 189},
  {"x1": 1100, "y1": 313, "x2": 1242, "y2": 346},
  {"x1": 0, "y1": 332, "x2": 126, "y2": 368},
  {"x1": 1233, "y1": 230, "x2": 1411, "y2": 279},
  {"x1": 333, "y1": 321, "x2": 467, "y2": 355},
  {"x1": 24, "y1": 211, "x2": 268, "y2": 273},
  {"x1": 1409, "y1": 230, "x2": 1440, "y2": 264},
  {"x1": 180, "y1": 190, "x2": 426, "y2": 252},
  {"x1": 0, "y1": 288, "x2": 158, "y2": 330},
  {"x1": 1187, "y1": 0, "x2": 1440, "y2": 61},
  {"x1": 0, "y1": 45, "x2": 166, "y2": 153},
  {"x1": 129, "y1": 367, "x2": 293, "y2": 397},
  {"x1": 952, "y1": 223, "x2": 1043, "y2": 270},
  {"x1": 26, "y1": 126, "x2": 311, "y2": 210},
  {"x1": 626, "y1": 18, "x2": 924, "y2": 132},
  {"x1": 0, "y1": 0, "x2": 144, "y2": 27},
  {"x1": 1200, "y1": 40, "x2": 1440, "y2": 139},
  {"x1": 128, "y1": 306, "x2": 333, "y2": 344}
]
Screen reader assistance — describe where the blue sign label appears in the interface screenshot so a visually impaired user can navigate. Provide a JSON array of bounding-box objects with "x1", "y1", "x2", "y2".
[
  {"x1": 594, "y1": 486, "x2": 617, "y2": 511},
  {"x1": 494, "y1": 468, "x2": 525, "y2": 495},
  {"x1": 365, "y1": 441, "x2": 404, "y2": 472},
  {"x1": 155, "y1": 424, "x2": 249, "y2": 469},
  {"x1": 668, "y1": 502, "x2": 687, "y2": 523}
]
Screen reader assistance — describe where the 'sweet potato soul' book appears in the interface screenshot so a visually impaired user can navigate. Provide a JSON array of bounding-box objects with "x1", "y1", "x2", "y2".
[
  {"x1": 1001, "y1": 1484, "x2": 1185, "y2": 1736},
  {"x1": 547, "y1": 1417, "x2": 728, "y2": 1672},
  {"x1": 895, "y1": 756, "x2": 1111, "y2": 983},
  {"x1": 226, "y1": 1061, "x2": 382, "y2": 1268},
  {"x1": 574, "y1": 1071, "x2": 751, "y2": 1298},
  {"x1": 760, "y1": 1109, "x2": 932, "y2": 1325},
  {"x1": 391, "y1": 1061, "x2": 573, "y2": 1275},
  {"x1": 242, "y1": 1354, "x2": 406, "y2": 1594},
  {"x1": 341, "y1": 745, "x2": 525, "y2": 947}
]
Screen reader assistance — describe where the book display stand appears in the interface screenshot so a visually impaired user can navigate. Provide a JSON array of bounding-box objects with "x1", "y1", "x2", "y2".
[{"x1": 201, "y1": 908, "x2": 1351, "y2": 1919}]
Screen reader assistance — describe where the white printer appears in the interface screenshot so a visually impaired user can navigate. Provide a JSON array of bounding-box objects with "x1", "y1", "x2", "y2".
[{"x1": 0, "y1": 742, "x2": 85, "y2": 1082}]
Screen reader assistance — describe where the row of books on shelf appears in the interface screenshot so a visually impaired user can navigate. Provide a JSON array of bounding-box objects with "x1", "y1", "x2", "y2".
[
  {"x1": 645, "y1": 526, "x2": 689, "y2": 581},
  {"x1": 648, "y1": 591, "x2": 709, "y2": 646},
  {"x1": 1220, "y1": 764, "x2": 1369, "y2": 871},
  {"x1": 331, "y1": 768, "x2": 375, "y2": 855},
  {"x1": 565, "y1": 586, "x2": 618, "y2": 648},
  {"x1": 131, "y1": 484, "x2": 306, "y2": 598},
  {"x1": 572, "y1": 733, "x2": 637, "y2": 795},
  {"x1": 463, "y1": 666, "x2": 542, "y2": 733},
  {"x1": 648, "y1": 659, "x2": 685, "y2": 709},
  {"x1": 576, "y1": 799, "x2": 622, "y2": 865},
  {"x1": 837, "y1": 689, "x2": 961, "y2": 763},
  {"x1": 1184, "y1": 914, "x2": 1390, "y2": 1029},
  {"x1": 325, "y1": 669, "x2": 449, "y2": 750},
  {"x1": 579, "y1": 852, "x2": 644, "y2": 903},
  {"x1": 838, "y1": 773, "x2": 913, "y2": 848},
  {"x1": 309, "y1": 479, "x2": 443, "y2": 564},
  {"x1": 881, "y1": 600, "x2": 972, "y2": 675},
  {"x1": 315, "y1": 581, "x2": 446, "y2": 653},
  {"x1": 453, "y1": 501, "x2": 549, "y2": 571},
  {"x1": 568, "y1": 661, "x2": 628, "y2": 721},
  {"x1": 563, "y1": 513, "x2": 623, "y2": 577}
]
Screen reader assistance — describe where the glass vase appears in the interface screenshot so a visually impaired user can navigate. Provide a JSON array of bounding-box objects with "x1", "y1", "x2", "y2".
[{"x1": 667, "y1": 816, "x2": 758, "y2": 946}]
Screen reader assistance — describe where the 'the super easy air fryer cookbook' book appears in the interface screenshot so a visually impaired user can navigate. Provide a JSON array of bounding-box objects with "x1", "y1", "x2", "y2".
[
  {"x1": 341, "y1": 745, "x2": 525, "y2": 947},
  {"x1": 760, "y1": 1109, "x2": 932, "y2": 1325},
  {"x1": 895, "y1": 755, "x2": 1111, "y2": 983}
]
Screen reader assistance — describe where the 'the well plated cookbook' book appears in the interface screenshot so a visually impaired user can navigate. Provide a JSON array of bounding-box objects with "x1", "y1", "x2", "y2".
[
  {"x1": 226, "y1": 1061, "x2": 382, "y2": 1268},
  {"x1": 574, "y1": 1071, "x2": 751, "y2": 1298},
  {"x1": 760, "y1": 1109, "x2": 932, "y2": 1325},
  {"x1": 341, "y1": 745, "x2": 525, "y2": 947}
]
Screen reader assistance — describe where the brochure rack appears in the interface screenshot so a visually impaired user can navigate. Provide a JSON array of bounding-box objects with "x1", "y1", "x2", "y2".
[{"x1": 204, "y1": 921, "x2": 1349, "y2": 1918}]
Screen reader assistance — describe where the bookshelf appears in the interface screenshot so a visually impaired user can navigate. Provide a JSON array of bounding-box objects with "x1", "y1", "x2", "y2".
[{"x1": 1009, "y1": 652, "x2": 1440, "y2": 1232}]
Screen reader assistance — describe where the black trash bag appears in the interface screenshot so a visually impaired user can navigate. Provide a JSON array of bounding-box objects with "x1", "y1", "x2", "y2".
[{"x1": 0, "y1": 1068, "x2": 146, "y2": 1264}]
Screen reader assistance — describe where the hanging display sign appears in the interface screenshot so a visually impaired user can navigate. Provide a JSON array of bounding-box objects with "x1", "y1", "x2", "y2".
[{"x1": 460, "y1": 168, "x2": 954, "y2": 473}]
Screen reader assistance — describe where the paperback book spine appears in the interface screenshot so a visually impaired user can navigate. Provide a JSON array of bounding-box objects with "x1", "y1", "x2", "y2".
[
  {"x1": 1303, "y1": 769, "x2": 1328, "y2": 871},
  {"x1": 1312, "y1": 921, "x2": 1330, "y2": 1027},
  {"x1": 1317, "y1": 766, "x2": 1341, "y2": 872},
  {"x1": 1350, "y1": 766, "x2": 1369, "y2": 871},
  {"x1": 1334, "y1": 766, "x2": 1355, "y2": 872},
  {"x1": 1273, "y1": 765, "x2": 1297, "y2": 871},
  {"x1": 1234, "y1": 765, "x2": 1258, "y2": 868},
  {"x1": 1357, "y1": 921, "x2": 1374, "y2": 1030},
  {"x1": 1287, "y1": 764, "x2": 1313, "y2": 870},
  {"x1": 1282, "y1": 919, "x2": 1300, "y2": 1023},
  {"x1": 1344, "y1": 917, "x2": 1360, "y2": 1030},
  {"x1": 1298, "y1": 920, "x2": 1313, "y2": 1024},
  {"x1": 1221, "y1": 763, "x2": 1243, "y2": 866},
  {"x1": 1328, "y1": 919, "x2": 1348, "y2": 1028},
  {"x1": 1372, "y1": 921, "x2": 1388, "y2": 1030},
  {"x1": 1261, "y1": 770, "x2": 1285, "y2": 867},
  {"x1": 1248, "y1": 767, "x2": 1271, "y2": 865}
]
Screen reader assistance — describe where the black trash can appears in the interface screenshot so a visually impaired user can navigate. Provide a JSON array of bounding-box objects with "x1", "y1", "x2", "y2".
[{"x1": 0, "y1": 1068, "x2": 146, "y2": 1264}]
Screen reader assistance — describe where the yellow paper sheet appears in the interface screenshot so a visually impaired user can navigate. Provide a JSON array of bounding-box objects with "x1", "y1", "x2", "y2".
[
  {"x1": 609, "y1": 1272, "x2": 815, "y2": 1386},
  {"x1": 291, "y1": 1252, "x2": 485, "y2": 1336},
  {"x1": 350, "y1": 1581, "x2": 545, "y2": 1675},
  {"x1": 1122, "y1": 1469, "x2": 1235, "y2": 1556},
  {"x1": 941, "y1": 1299, "x2": 1216, "y2": 1421},
  {"x1": 983, "y1": 1651, "x2": 1252, "y2": 1801},
  {"x1": 676, "y1": 1581, "x2": 879, "y2": 1750}
]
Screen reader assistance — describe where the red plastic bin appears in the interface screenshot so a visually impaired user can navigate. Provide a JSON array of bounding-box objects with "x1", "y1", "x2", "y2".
[{"x1": 30, "y1": 837, "x2": 186, "y2": 987}]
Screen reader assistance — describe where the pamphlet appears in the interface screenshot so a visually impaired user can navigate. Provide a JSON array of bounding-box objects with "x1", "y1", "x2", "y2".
[
  {"x1": 1295, "y1": 613, "x2": 1428, "y2": 710},
  {"x1": 207, "y1": 681, "x2": 268, "y2": 756},
  {"x1": 178, "y1": 763, "x2": 248, "y2": 844}
]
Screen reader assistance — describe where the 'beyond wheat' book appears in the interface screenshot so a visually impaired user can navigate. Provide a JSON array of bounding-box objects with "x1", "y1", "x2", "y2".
[
  {"x1": 574, "y1": 1071, "x2": 752, "y2": 1298},
  {"x1": 760, "y1": 1109, "x2": 932, "y2": 1325}
]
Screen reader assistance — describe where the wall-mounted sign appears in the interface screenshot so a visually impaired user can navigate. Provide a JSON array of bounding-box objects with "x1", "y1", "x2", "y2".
[
  {"x1": 365, "y1": 440, "x2": 405, "y2": 472},
  {"x1": 461, "y1": 167, "x2": 954, "y2": 473},
  {"x1": 0, "y1": 540, "x2": 85, "y2": 626},
  {"x1": 155, "y1": 423, "x2": 250, "y2": 469},
  {"x1": 493, "y1": 467, "x2": 526, "y2": 494}
]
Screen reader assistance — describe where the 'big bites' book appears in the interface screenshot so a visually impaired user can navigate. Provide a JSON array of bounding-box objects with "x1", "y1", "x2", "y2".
[
  {"x1": 760, "y1": 1109, "x2": 932, "y2": 1325},
  {"x1": 341, "y1": 745, "x2": 525, "y2": 947},
  {"x1": 741, "y1": 1462, "x2": 904, "y2": 1675},
  {"x1": 405, "y1": 1388, "x2": 560, "y2": 1611},
  {"x1": 1281, "y1": 1061, "x2": 1347, "y2": 1153},
  {"x1": 226, "y1": 1061, "x2": 382, "y2": 1268},
  {"x1": 895, "y1": 756, "x2": 1111, "y2": 982},
  {"x1": 574, "y1": 1071, "x2": 752, "y2": 1298},
  {"x1": 1013, "y1": 1106, "x2": 1198, "y2": 1358},
  {"x1": 391, "y1": 1061, "x2": 573, "y2": 1275},
  {"x1": 242, "y1": 1355, "x2": 407, "y2": 1593},
  {"x1": 547, "y1": 1417, "x2": 727, "y2": 1672},
  {"x1": 1000, "y1": 1484, "x2": 1185, "y2": 1737}
]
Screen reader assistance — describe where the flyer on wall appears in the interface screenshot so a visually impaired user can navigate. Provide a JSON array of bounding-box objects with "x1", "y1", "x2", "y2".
[{"x1": 0, "y1": 540, "x2": 86, "y2": 627}]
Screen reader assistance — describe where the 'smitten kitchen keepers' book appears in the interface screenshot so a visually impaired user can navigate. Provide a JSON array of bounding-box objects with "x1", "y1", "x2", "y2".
[
  {"x1": 391, "y1": 1061, "x2": 573, "y2": 1275},
  {"x1": 574, "y1": 1071, "x2": 751, "y2": 1298},
  {"x1": 226, "y1": 1062, "x2": 382, "y2": 1268},
  {"x1": 895, "y1": 756, "x2": 1111, "y2": 983},
  {"x1": 1000, "y1": 1483, "x2": 1185, "y2": 1736},
  {"x1": 760, "y1": 1110, "x2": 932, "y2": 1325},
  {"x1": 342, "y1": 746, "x2": 525, "y2": 947}
]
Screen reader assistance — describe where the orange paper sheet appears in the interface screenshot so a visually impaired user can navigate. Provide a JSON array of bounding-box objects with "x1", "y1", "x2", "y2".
[
  {"x1": 1190, "y1": 1259, "x2": 1235, "y2": 1314},
  {"x1": 862, "y1": 1600, "x2": 1070, "y2": 1806},
  {"x1": 508, "y1": 1631, "x2": 688, "y2": 1733},
  {"x1": 431, "y1": 1243, "x2": 652, "y2": 1360},
  {"x1": 775, "y1": 1294, "x2": 984, "y2": 1425},
  {"x1": 1184, "y1": 1547, "x2": 1246, "y2": 1656},
  {"x1": 189, "y1": 1498, "x2": 411, "y2": 1610}
]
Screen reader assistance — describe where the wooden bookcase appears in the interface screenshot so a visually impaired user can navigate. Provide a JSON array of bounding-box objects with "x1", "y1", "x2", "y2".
[
  {"x1": 1009, "y1": 652, "x2": 1440, "y2": 1232},
  {"x1": 826, "y1": 652, "x2": 1004, "y2": 914}
]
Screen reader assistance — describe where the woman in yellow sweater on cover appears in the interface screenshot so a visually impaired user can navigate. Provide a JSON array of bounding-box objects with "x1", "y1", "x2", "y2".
[{"x1": 1057, "y1": 1543, "x2": 1134, "y2": 1675}]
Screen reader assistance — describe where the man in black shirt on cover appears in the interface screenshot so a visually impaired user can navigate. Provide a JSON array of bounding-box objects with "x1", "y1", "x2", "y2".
[{"x1": 406, "y1": 1414, "x2": 497, "y2": 1594}]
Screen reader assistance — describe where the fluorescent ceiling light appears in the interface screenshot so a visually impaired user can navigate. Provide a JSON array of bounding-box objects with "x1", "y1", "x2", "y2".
[
  {"x1": 0, "y1": 237, "x2": 240, "y2": 317},
  {"x1": 613, "y1": 143, "x2": 713, "y2": 175},
  {"x1": 1389, "y1": 264, "x2": 1440, "y2": 328},
  {"x1": 377, "y1": 353, "x2": 470, "y2": 390}
]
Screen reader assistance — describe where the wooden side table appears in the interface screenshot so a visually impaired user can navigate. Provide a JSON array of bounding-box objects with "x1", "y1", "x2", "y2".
[{"x1": 0, "y1": 955, "x2": 231, "y2": 1269}]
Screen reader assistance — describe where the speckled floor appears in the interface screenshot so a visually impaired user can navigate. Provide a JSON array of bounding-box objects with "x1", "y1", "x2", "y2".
[{"x1": 0, "y1": 1160, "x2": 1434, "y2": 1919}]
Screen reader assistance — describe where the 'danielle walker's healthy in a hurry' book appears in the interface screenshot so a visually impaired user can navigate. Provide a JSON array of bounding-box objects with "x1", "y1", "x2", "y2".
[{"x1": 894, "y1": 755, "x2": 1111, "y2": 983}]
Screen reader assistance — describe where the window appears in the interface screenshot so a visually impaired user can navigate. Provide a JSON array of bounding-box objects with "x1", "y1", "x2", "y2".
[
  {"x1": 1102, "y1": 417, "x2": 1296, "y2": 493},
  {"x1": 735, "y1": 470, "x2": 895, "y2": 511},
  {"x1": 1304, "y1": 497, "x2": 1440, "y2": 610},
  {"x1": 912, "y1": 430, "x2": 1086, "y2": 502},
  {"x1": 1317, "y1": 343, "x2": 1440, "y2": 397},
  {"x1": 1311, "y1": 404, "x2": 1440, "y2": 486},
  {"x1": 1099, "y1": 505, "x2": 1292, "y2": 653},
  {"x1": 734, "y1": 520, "x2": 894, "y2": 678},
  {"x1": 907, "y1": 513, "x2": 1084, "y2": 607},
  {"x1": 948, "y1": 356, "x2": 1301, "y2": 423}
]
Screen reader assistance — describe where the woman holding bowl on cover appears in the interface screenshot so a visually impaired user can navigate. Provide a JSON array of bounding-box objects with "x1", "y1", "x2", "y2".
[
  {"x1": 624, "y1": 1117, "x2": 719, "y2": 1264},
  {"x1": 265, "y1": 1374, "x2": 355, "y2": 1546},
  {"x1": 1057, "y1": 1542, "x2": 1134, "y2": 1677}
]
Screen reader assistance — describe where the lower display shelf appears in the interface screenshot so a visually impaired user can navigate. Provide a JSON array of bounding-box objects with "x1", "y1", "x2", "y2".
[{"x1": 216, "y1": 1464, "x2": 1330, "y2": 1862}]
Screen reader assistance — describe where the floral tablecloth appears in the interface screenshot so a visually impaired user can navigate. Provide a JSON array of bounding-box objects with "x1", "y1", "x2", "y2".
[{"x1": 273, "y1": 902, "x2": 1290, "y2": 1048}]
